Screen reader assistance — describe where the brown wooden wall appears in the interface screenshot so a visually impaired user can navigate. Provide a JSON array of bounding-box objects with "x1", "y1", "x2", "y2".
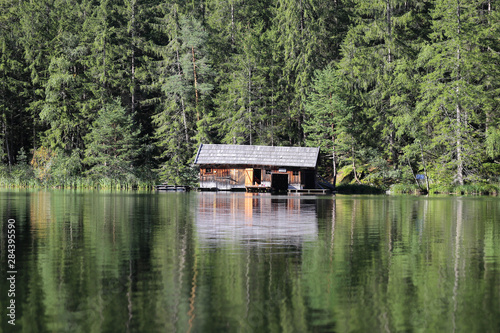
[
  {"x1": 199, "y1": 166, "x2": 310, "y2": 188},
  {"x1": 200, "y1": 168, "x2": 247, "y2": 188}
]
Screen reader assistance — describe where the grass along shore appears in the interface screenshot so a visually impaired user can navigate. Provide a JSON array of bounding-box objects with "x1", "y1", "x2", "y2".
[{"x1": 388, "y1": 183, "x2": 500, "y2": 196}]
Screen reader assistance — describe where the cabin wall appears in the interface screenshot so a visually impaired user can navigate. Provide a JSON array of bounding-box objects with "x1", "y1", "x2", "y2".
[
  {"x1": 200, "y1": 167, "x2": 246, "y2": 189},
  {"x1": 259, "y1": 168, "x2": 301, "y2": 189},
  {"x1": 199, "y1": 166, "x2": 314, "y2": 189}
]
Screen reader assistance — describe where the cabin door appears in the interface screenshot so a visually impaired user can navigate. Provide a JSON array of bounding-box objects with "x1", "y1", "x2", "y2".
[
  {"x1": 244, "y1": 168, "x2": 254, "y2": 186},
  {"x1": 271, "y1": 173, "x2": 288, "y2": 192},
  {"x1": 302, "y1": 170, "x2": 316, "y2": 189},
  {"x1": 253, "y1": 169, "x2": 261, "y2": 184}
]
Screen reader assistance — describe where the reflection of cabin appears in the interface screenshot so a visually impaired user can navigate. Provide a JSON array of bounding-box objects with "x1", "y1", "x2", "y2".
[
  {"x1": 196, "y1": 193, "x2": 318, "y2": 244},
  {"x1": 193, "y1": 144, "x2": 320, "y2": 192}
]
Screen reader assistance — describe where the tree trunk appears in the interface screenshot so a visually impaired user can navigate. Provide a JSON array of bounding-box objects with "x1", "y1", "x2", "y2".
[
  {"x1": 176, "y1": 49, "x2": 189, "y2": 143},
  {"x1": 181, "y1": 97, "x2": 189, "y2": 143},
  {"x1": 352, "y1": 144, "x2": 360, "y2": 184},
  {"x1": 456, "y1": 1, "x2": 464, "y2": 185},
  {"x1": 407, "y1": 157, "x2": 419, "y2": 186},
  {"x1": 331, "y1": 122, "x2": 337, "y2": 188},
  {"x1": 130, "y1": 0, "x2": 136, "y2": 115},
  {"x1": 103, "y1": 35, "x2": 106, "y2": 91},
  {"x1": 248, "y1": 66, "x2": 252, "y2": 145},
  {"x1": 231, "y1": 3, "x2": 235, "y2": 48},
  {"x1": 192, "y1": 46, "x2": 199, "y2": 121},
  {"x1": 386, "y1": 0, "x2": 392, "y2": 64},
  {"x1": 485, "y1": 0, "x2": 491, "y2": 132},
  {"x1": 332, "y1": 141, "x2": 337, "y2": 188},
  {"x1": 420, "y1": 141, "x2": 430, "y2": 193},
  {"x1": 386, "y1": 1, "x2": 398, "y2": 168},
  {"x1": 3, "y1": 122, "x2": 12, "y2": 167}
]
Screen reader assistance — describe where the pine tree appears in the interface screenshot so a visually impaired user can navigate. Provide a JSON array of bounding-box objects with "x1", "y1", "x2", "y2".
[
  {"x1": 303, "y1": 66, "x2": 353, "y2": 187},
  {"x1": 215, "y1": 21, "x2": 268, "y2": 145},
  {"x1": 337, "y1": 0, "x2": 430, "y2": 170},
  {"x1": 151, "y1": 12, "x2": 213, "y2": 184},
  {"x1": 0, "y1": 0, "x2": 33, "y2": 165},
  {"x1": 270, "y1": 0, "x2": 333, "y2": 145},
  {"x1": 481, "y1": 0, "x2": 500, "y2": 169},
  {"x1": 417, "y1": 0, "x2": 494, "y2": 184},
  {"x1": 84, "y1": 99, "x2": 140, "y2": 180}
]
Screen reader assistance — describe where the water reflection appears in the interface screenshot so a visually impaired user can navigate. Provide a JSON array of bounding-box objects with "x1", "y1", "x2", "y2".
[
  {"x1": 195, "y1": 193, "x2": 318, "y2": 247},
  {"x1": 1, "y1": 191, "x2": 500, "y2": 332}
]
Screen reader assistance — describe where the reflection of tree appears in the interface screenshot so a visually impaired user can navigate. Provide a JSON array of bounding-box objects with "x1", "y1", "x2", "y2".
[
  {"x1": 5, "y1": 191, "x2": 500, "y2": 332},
  {"x1": 29, "y1": 191, "x2": 53, "y2": 239},
  {"x1": 187, "y1": 252, "x2": 198, "y2": 333},
  {"x1": 302, "y1": 196, "x2": 500, "y2": 332},
  {"x1": 452, "y1": 199, "x2": 463, "y2": 332}
]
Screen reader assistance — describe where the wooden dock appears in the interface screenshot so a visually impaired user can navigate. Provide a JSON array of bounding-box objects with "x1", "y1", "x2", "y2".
[
  {"x1": 288, "y1": 188, "x2": 331, "y2": 195},
  {"x1": 155, "y1": 184, "x2": 191, "y2": 192},
  {"x1": 155, "y1": 185, "x2": 331, "y2": 194},
  {"x1": 245, "y1": 185, "x2": 332, "y2": 194},
  {"x1": 245, "y1": 185, "x2": 271, "y2": 193}
]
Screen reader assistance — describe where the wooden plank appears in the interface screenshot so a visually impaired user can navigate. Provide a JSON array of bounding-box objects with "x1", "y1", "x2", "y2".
[
  {"x1": 245, "y1": 185, "x2": 271, "y2": 193},
  {"x1": 245, "y1": 168, "x2": 253, "y2": 186},
  {"x1": 287, "y1": 188, "x2": 331, "y2": 194}
]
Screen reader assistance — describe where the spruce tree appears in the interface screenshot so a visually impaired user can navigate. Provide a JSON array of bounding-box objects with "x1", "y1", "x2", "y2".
[
  {"x1": 151, "y1": 13, "x2": 213, "y2": 184},
  {"x1": 271, "y1": 0, "x2": 323, "y2": 144},
  {"x1": 84, "y1": 99, "x2": 140, "y2": 180},
  {"x1": 215, "y1": 21, "x2": 268, "y2": 145},
  {"x1": 0, "y1": 0, "x2": 33, "y2": 165},
  {"x1": 303, "y1": 66, "x2": 353, "y2": 187},
  {"x1": 337, "y1": 0, "x2": 430, "y2": 170},
  {"x1": 417, "y1": 0, "x2": 493, "y2": 184}
]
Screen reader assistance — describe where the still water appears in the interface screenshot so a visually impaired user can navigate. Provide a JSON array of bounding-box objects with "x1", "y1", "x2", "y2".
[{"x1": 1, "y1": 190, "x2": 500, "y2": 332}]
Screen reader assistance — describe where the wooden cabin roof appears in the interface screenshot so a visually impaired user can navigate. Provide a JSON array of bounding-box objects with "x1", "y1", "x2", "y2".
[{"x1": 194, "y1": 144, "x2": 319, "y2": 168}]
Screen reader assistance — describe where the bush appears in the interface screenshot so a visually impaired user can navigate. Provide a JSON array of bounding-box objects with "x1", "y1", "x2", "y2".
[
  {"x1": 335, "y1": 184, "x2": 385, "y2": 194},
  {"x1": 390, "y1": 183, "x2": 424, "y2": 194}
]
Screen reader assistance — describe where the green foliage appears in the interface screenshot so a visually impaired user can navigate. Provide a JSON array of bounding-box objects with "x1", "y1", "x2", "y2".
[
  {"x1": 10, "y1": 147, "x2": 35, "y2": 186},
  {"x1": 0, "y1": 0, "x2": 498, "y2": 190},
  {"x1": 416, "y1": 0, "x2": 498, "y2": 185},
  {"x1": 50, "y1": 149, "x2": 83, "y2": 185},
  {"x1": 335, "y1": 184, "x2": 385, "y2": 195},
  {"x1": 486, "y1": 127, "x2": 500, "y2": 160},
  {"x1": 390, "y1": 183, "x2": 424, "y2": 195},
  {"x1": 31, "y1": 146, "x2": 57, "y2": 183},
  {"x1": 304, "y1": 66, "x2": 352, "y2": 152}
]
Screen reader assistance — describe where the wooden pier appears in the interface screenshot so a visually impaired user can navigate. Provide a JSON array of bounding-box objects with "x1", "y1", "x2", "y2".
[
  {"x1": 245, "y1": 185, "x2": 331, "y2": 194},
  {"x1": 155, "y1": 184, "x2": 191, "y2": 192},
  {"x1": 288, "y1": 188, "x2": 331, "y2": 195},
  {"x1": 245, "y1": 185, "x2": 271, "y2": 193},
  {"x1": 154, "y1": 184, "x2": 331, "y2": 194}
]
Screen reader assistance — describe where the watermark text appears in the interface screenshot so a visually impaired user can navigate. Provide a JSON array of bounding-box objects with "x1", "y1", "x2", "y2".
[{"x1": 6, "y1": 218, "x2": 16, "y2": 325}]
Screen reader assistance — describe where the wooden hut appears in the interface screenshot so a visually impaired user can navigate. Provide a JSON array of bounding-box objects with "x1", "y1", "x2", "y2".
[{"x1": 193, "y1": 144, "x2": 320, "y2": 191}]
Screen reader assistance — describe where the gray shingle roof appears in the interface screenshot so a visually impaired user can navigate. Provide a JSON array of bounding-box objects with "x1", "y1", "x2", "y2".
[{"x1": 194, "y1": 144, "x2": 319, "y2": 168}]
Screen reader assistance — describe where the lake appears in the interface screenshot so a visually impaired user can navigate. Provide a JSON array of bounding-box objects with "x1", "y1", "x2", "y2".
[{"x1": 1, "y1": 190, "x2": 500, "y2": 332}]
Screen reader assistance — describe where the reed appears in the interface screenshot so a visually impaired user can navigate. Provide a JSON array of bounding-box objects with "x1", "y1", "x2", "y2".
[{"x1": 0, "y1": 174, "x2": 156, "y2": 190}]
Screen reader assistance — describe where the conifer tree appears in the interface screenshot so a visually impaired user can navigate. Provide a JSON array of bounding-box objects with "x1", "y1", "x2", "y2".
[
  {"x1": 270, "y1": 0, "x2": 331, "y2": 144},
  {"x1": 84, "y1": 99, "x2": 140, "y2": 180},
  {"x1": 1, "y1": 0, "x2": 499, "y2": 186},
  {"x1": 338, "y1": 0, "x2": 430, "y2": 170},
  {"x1": 216, "y1": 22, "x2": 268, "y2": 145},
  {"x1": 38, "y1": 0, "x2": 98, "y2": 152},
  {"x1": 0, "y1": 0, "x2": 32, "y2": 165},
  {"x1": 303, "y1": 66, "x2": 353, "y2": 187},
  {"x1": 151, "y1": 13, "x2": 213, "y2": 184},
  {"x1": 417, "y1": 0, "x2": 494, "y2": 184}
]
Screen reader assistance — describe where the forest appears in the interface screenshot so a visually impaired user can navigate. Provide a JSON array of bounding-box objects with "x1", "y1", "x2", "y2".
[{"x1": 0, "y1": 0, "x2": 499, "y2": 191}]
